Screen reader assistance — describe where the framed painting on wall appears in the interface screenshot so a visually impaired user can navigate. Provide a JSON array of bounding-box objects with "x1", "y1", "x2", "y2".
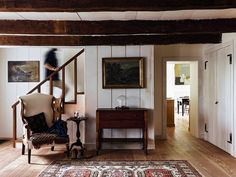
[
  {"x1": 102, "y1": 57, "x2": 145, "y2": 88},
  {"x1": 8, "y1": 61, "x2": 40, "y2": 82},
  {"x1": 175, "y1": 64, "x2": 190, "y2": 85}
]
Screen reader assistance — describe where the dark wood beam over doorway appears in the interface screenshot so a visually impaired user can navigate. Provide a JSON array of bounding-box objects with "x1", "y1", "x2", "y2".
[
  {"x1": 0, "y1": 0, "x2": 235, "y2": 12},
  {"x1": 0, "y1": 34, "x2": 221, "y2": 46},
  {"x1": 0, "y1": 19, "x2": 235, "y2": 35}
]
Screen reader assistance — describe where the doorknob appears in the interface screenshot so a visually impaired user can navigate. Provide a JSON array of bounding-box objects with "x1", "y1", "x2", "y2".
[{"x1": 215, "y1": 101, "x2": 219, "y2": 104}]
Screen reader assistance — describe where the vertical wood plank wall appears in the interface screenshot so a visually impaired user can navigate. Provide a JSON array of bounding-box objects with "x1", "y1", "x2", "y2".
[
  {"x1": 0, "y1": 47, "x2": 48, "y2": 139},
  {"x1": 0, "y1": 47, "x2": 83, "y2": 139},
  {"x1": 0, "y1": 45, "x2": 154, "y2": 150},
  {"x1": 84, "y1": 45, "x2": 155, "y2": 149}
]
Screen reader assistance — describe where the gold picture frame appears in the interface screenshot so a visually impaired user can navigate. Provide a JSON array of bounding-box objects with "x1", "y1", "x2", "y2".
[
  {"x1": 8, "y1": 61, "x2": 40, "y2": 82},
  {"x1": 102, "y1": 57, "x2": 145, "y2": 88}
]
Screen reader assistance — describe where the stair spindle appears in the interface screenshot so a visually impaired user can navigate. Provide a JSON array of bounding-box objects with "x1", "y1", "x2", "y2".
[
  {"x1": 37, "y1": 86, "x2": 41, "y2": 93},
  {"x1": 74, "y1": 59, "x2": 77, "y2": 103},
  {"x1": 50, "y1": 76, "x2": 53, "y2": 95}
]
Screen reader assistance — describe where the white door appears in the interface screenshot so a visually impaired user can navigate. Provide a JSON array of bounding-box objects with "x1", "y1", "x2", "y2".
[
  {"x1": 203, "y1": 52, "x2": 216, "y2": 145},
  {"x1": 225, "y1": 46, "x2": 234, "y2": 155},
  {"x1": 210, "y1": 52, "x2": 218, "y2": 146},
  {"x1": 216, "y1": 45, "x2": 233, "y2": 154},
  {"x1": 205, "y1": 51, "x2": 217, "y2": 146}
]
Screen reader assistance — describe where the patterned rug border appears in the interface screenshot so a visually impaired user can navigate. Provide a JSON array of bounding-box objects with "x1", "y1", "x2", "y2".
[{"x1": 39, "y1": 159, "x2": 202, "y2": 177}]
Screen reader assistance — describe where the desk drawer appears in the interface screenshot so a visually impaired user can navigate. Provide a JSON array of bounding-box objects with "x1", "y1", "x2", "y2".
[
  {"x1": 99, "y1": 111, "x2": 144, "y2": 121},
  {"x1": 99, "y1": 120, "x2": 144, "y2": 128}
]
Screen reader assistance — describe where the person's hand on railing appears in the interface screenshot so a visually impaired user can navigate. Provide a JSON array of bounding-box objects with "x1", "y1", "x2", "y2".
[{"x1": 55, "y1": 67, "x2": 60, "y2": 71}]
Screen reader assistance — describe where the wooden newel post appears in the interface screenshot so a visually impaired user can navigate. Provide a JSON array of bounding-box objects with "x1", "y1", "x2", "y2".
[
  {"x1": 61, "y1": 68, "x2": 65, "y2": 112},
  {"x1": 12, "y1": 105, "x2": 17, "y2": 148}
]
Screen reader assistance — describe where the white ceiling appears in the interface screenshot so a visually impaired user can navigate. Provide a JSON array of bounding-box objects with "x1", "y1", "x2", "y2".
[{"x1": 0, "y1": 9, "x2": 235, "y2": 21}]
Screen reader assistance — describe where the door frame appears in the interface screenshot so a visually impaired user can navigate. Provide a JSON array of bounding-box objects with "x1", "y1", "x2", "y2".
[
  {"x1": 162, "y1": 57, "x2": 199, "y2": 139},
  {"x1": 233, "y1": 40, "x2": 236, "y2": 158}
]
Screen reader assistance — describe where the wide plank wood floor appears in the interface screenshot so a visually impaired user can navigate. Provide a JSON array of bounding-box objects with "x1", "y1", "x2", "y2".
[{"x1": 0, "y1": 116, "x2": 236, "y2": 177}]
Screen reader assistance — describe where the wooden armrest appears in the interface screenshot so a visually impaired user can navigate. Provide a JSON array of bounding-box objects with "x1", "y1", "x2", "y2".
[{"x1": 23, "y1": 124, "x2": 32, "y2": 139}]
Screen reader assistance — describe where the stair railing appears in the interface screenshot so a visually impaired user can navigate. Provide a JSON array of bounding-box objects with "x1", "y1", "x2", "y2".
[{"x1": 11, "y1": 48, "x2": 84, "y2": 147}]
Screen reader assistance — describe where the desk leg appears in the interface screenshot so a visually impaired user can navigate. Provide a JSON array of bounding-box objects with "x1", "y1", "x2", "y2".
[
  {"x1": 142, "y1": 128, "x2": 145, "y2": 150},
  {"x1": 143, "y1": 128, "x2": 148, "y2": 155},
  {"x1": 182, "y1": 103, "x2": 184, "y2": 116},
  {"x1": 96, "y1": 129, "x2": 101, "y2": 155}
]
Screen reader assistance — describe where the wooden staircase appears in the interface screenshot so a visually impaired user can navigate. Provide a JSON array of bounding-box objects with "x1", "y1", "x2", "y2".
[{"x1": 11, "y1": 48, "x2": 85, "y2": 148}]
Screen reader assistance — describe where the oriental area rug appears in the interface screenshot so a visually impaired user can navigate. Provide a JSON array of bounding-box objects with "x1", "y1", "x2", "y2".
[{"x1": 38, "y1": 160, "x2": 202, "y2": 177}]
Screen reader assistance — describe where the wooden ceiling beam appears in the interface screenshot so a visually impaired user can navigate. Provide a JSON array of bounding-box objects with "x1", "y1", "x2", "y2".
[
  {"x1": 0, "y1": 34, "x2": 221, "y2": 46},
  {"x1": 0, "y1": 0, "x2": 235, "y2": 12},
  {"x1": 0, "y1": 19, "x2": 235, "y2": 35}
]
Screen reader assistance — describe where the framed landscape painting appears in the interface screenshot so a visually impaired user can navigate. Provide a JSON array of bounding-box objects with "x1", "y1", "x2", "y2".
[
  {"x1": 8, "y1": 61, "x2": 40, "y2": 82},
  {"x1": 102, "y1": 57, "x2": 145, "y2": 88}
]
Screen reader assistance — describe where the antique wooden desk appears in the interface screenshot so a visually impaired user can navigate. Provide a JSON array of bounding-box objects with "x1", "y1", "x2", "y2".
[{"x1": 96, "y1": 108, "x2": 148, "y2": 155}]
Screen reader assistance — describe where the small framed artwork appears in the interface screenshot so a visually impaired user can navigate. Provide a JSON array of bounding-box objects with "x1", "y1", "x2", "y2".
[
  {"x1": 8, "y1": 61, "x2": 40, "y2": 82},
  {"x1": 175, "y1": 64, "x2": 190, "y2": 85},
  {"x1": 102, "y1": 57, "x2": 145, "y2": 88}
]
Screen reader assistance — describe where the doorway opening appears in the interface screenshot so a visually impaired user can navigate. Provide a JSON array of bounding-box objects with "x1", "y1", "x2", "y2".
[
  {"x1": 163, "y1": 60, "x2": 199, "y2": 138},
  {"x1": 167, "y1": 62, "x2": 190, "y2": 131}
]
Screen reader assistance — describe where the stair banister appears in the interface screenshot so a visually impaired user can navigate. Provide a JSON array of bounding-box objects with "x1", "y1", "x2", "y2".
[{"x1": 11, "y1": 48, "x2": 84, "y2": 147}]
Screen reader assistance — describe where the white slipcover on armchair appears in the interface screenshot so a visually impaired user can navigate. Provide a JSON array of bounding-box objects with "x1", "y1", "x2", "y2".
[{"x1": 19, "y1": 93, "x2": 69, "y2": 163}]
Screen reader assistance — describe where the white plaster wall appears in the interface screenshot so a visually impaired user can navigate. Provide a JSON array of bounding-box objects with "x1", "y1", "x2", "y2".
[
  {"x1": 84, "y1": 45, "x2": 155, "y2": 149},
  {"x1": 154, "y1": 44, "x2": 204, "y2": 138},
  {"x1": 0, "y1": 46, "x2": 84, "y2": 139},
  {"x1": 222, "y1": 33, "x2": 236, "y2": 43}
]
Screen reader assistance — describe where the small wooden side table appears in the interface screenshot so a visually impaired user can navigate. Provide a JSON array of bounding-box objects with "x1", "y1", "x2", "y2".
[{"x1": 67, "y1": 117, "x2": 87, "y2": 158}]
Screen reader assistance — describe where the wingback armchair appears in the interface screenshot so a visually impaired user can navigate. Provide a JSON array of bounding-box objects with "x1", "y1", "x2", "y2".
[{"x1": 19, "y1": 93, "x2": 69, "y2": 163}]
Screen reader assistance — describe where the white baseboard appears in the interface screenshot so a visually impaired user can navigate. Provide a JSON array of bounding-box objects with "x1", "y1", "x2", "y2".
[
  {"x1": 15, "y1": 142, "x2": 22, "y2": 149},
  {"x1": 84, "y1": 143, "x2": 96, "y2": 150},
  {"x1": 148, "y1": 139, "x2": 155, "y2": 149},
  {"x1": 199, "y1": 131, "x2": 205, "y2": 139},
  {"x1": 155, "y1": 135, "x2": 165, "y2": 140},
  {"x1": 84, "y1": 140, "x2": 155, "y2": 150},
  {"x1": 16, "y1": 140, "x2": 155, "y2": 150}
]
